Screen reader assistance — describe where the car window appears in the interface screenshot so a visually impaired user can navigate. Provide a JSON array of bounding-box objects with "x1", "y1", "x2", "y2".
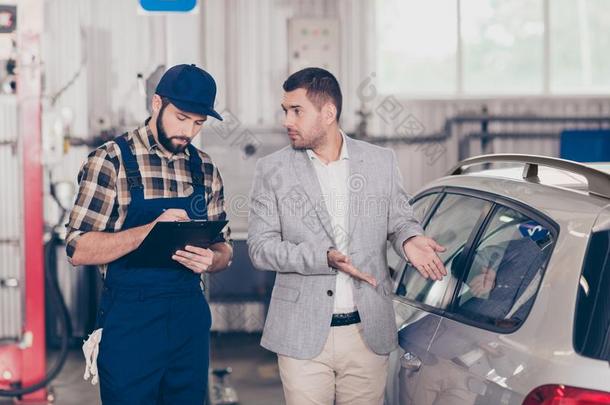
[
  {"x1": 397, "y1": 193, "x2": 492, "y2": 310},
  {"x1": 455, "y1": 205, "x2": 554, "y2": 330},
  {"x1": 411, "y1": 193, "x2": 439, "y2": 224},
  {"x1": 574, "y1": 230, "x2": 610, "y2": 361},
  {"x1": 388, "y1": 193, "x2": 440, "y2": 282}
]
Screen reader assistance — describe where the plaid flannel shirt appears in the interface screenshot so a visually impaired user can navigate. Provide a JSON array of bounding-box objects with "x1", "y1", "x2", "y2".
[{"x1": 66, "y1": 119, "x2": 228, "y2": 274}]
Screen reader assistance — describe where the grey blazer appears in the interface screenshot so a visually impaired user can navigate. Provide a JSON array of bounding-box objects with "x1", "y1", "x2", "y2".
[{"x1": 247, "y1": 135, "x2": 423, "y2": 359}]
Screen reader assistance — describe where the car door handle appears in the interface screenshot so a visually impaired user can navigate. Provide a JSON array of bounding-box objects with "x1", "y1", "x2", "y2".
[{"x1": 400, "y1": 352, "x2": 422, "y2": 371}]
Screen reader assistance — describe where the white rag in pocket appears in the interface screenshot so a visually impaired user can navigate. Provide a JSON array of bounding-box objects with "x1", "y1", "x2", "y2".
[{"x1": 82, "y1": 328, "x2": 103, "y2": 385}]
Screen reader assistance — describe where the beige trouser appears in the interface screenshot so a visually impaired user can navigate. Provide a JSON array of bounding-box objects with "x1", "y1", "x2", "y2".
[{"x1": 278, "y1": 323, "x2": 389, "y2": 405}]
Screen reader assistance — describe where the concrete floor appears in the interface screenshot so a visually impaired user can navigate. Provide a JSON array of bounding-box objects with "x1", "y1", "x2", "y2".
[
  {"x1": 0, "y1": 333, "x2": 284, "y2": 405},
  {"x1": 210, "y1": 333, "x2": 284, "y2": 405}
]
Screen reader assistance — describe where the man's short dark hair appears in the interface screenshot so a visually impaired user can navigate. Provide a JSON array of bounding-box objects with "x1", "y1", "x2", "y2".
[{"x1": 283, "y1": 67, "x2": 343, "y2": 121}]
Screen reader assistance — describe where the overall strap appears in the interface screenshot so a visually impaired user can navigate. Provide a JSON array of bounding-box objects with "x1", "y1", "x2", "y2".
[
  {"x1": 187, "y1": 144, "x2": 206, "y2": 195},
  {"x1": 114, "y1": 134, "x2": 144, "y2": 201}
]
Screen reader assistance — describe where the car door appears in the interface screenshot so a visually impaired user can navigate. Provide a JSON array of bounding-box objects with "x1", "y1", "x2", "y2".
[
  {"x1": 389, "y1": 191, "x2": 494, "y2": 405},
  {"x1": 386, "y1": 191, "x2": 441, "y2": 405},
  {"x1": 419, "y1": 199, "x2": 557, "y2": 405}
]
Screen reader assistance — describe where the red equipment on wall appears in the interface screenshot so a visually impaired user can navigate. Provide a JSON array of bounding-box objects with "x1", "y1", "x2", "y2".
[{"x1": 0, "y1": 4, "x2": 47, "y2": 402}]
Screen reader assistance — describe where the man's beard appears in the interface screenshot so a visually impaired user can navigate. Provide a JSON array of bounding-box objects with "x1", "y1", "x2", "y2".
[
  {"x1": 156, "y1": 107, "x2": 191, "y2": 154},
  {"x1": 290, "y1": 118, "x2": 325, "y2": 151}
]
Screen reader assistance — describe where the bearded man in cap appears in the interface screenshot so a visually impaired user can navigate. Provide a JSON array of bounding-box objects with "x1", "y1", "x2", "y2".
[{"x1": 66, "y1": 64, "x2": 232, "y2": 404}]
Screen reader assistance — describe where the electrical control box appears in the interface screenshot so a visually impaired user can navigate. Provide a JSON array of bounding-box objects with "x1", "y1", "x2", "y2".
[{"x1": 287, "y1": 18, "x2": 340, "y2": 75}]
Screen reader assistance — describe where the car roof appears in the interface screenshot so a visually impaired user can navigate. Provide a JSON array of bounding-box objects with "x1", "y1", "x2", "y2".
[
  {"x1": 586, "y1": 162, "x2": 610, "y2": 175},
  {"x1": 462, "y1": 164, "x2": 606, "y2": 192},
  {"x1": 420, "y1": 163, "x2": 610, "y2": 222}
]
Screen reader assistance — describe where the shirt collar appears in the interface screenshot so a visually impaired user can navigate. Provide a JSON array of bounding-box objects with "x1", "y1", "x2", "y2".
[
  {"x1": 138, "y1": 117, "x2": 190, "y2": 160},
  {"x1": 306, "y1": 130, "x2": 349, "y2": 162}
]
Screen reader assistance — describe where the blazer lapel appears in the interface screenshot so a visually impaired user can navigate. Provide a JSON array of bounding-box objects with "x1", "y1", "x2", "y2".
[
  {"x1": 346, "y1": 137, "x2": 366, "y2": 243},
  {"x1": 292, "y1": 149, "x2": 336, "y2": 241}
]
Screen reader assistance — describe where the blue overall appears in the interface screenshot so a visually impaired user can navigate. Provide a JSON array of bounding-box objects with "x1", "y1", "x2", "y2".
[{"x1": 97, "y1": 136, "x2": 212, "y2": 404}]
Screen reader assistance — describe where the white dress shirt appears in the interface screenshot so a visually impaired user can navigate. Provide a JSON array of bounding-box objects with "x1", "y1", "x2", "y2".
[{"x1": 306, "y1": 131, "x2": 356, "y2": 314}]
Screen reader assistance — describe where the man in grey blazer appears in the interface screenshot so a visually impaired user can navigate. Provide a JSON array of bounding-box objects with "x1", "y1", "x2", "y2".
[{"x1": 248, "y1": 67, "x2": 446, "y2": 405}]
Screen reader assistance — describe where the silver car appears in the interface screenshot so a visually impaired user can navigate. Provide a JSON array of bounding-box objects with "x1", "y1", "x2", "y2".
[{"x1": 385, "y1": 154, "x2": 610, "y2": 405}]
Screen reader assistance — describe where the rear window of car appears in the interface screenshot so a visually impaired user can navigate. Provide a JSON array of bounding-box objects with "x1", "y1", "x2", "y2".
[
  {"x1": 453, "y1": 205, "x2": 555, "y2": 330},
  {"x1": 397, "y1": 188, "x2": 557, "y2": 332},
  {"x1": 574, "y1": 230, "x2": 610, "y2": 361}
]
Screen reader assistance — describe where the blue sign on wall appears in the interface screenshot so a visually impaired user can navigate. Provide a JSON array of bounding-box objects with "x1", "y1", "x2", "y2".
[
  {"x1": 140, "y1": 0, "x2": 197, "y2": 12},
  {"x1": 560, "y1": 130, "x2": 610, "y2": 163}
]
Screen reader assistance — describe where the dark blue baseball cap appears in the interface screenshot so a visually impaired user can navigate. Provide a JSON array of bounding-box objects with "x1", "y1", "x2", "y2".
[{"x1": 155, "y1": 64, "x2": 223, "y2": 121}]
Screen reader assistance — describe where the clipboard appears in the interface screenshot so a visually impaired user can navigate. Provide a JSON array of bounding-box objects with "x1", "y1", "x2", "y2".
[{"x1": 127, "y1": 220, "x2": 228, "y2": 268}]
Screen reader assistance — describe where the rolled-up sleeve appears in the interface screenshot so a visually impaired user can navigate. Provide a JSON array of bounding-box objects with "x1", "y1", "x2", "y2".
[{"x1": 65, "y1": 145, "x2": 120, "y2": 259}]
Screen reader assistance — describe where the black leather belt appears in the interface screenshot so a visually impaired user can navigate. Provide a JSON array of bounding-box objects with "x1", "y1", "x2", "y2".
[{"x1": 330, "y1": 311, "x2": 361, "y2": 327}]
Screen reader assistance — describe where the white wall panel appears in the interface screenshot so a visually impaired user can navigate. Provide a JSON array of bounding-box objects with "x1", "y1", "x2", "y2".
[
  {"x1": 36, "y1": 0, "x2": 610, "y2": 230},
  {"x1": 42, "y1": 0, "x2": 167, "y2": 137}
]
